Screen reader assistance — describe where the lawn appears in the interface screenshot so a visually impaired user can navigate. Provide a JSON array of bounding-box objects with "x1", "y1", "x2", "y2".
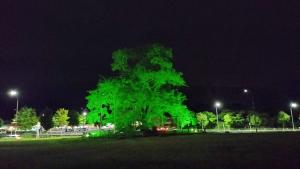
[{"x1": 0, "y1": 133, "x2": 299, "y2": 169}]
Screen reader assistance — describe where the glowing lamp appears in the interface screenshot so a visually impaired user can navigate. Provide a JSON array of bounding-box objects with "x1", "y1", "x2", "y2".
[
  {"x1": 8, "y1": 89, "x2": 18, "y2": 97},
  {"x1": 290, "y1": 102, "x2": 298, "y2": 108},
  {"x1": 214, "y1": 101, "x2": 222, "y2": 108}
]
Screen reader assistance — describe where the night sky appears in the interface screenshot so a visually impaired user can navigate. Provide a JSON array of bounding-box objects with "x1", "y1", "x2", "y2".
[{"x1": 0, "y1": 1, "x2": 299, "y2": 119}]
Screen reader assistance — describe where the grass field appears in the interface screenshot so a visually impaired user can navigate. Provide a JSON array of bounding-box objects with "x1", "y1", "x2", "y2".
[{"x1": 0, "y1": 133, "x2": 299, "y2": 169}]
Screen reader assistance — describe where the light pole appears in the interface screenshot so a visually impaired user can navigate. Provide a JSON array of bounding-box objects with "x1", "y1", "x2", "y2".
[
  {"x1": 214, "y1": 101, "x2": 222, "y2": 132},
  {"x1": 243, "y1": 89, "x2": 258, "y2": 133},
  {"x1": 8, "y1": 89, "x2": 19, "y2": 114},
  {"x1": 289, "y1": 102, "x2": 297, "y2": 131},
  {"x1": 8, "y1": 89, "x2": 19, "y2": 135}
]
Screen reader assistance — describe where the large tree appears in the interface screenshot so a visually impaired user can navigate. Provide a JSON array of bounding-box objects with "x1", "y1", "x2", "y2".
[
  {"x1": 13, "y1": 107, "x2": 39, "y2": 130},
  {"x1": 86, "y1": 44, "x2": 195, "y2": 132}
]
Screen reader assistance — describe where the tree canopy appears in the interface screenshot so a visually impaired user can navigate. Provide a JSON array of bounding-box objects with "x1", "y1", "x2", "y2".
[
  {"x1": 247, "y1": 113, "x2": 262, "y2": 129},
  {"x1": 52, "y1": 108, "x2": 69, "y2": 127},
  {"x1": 277, "y1": 111, "x2": 290, "y2": 129},
  {"x1": 13, "y1": 107, "x2": 39, "y2": 130},
  {"x1": 196, "y1": 111, "x2": 216, "y2": 131},
  {"x1": 86, "y1": 44, "x2": 195, "y2": 132}
]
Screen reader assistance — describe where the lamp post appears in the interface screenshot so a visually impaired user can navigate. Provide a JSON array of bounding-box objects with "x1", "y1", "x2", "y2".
[
  {"x1": 243, "y1": 89, "x2": 258, "y2": 133},
  {"x1": 289, "y1": 102, "x2": 297, "y2": 131},
  {"x1": 214, "y1": 101, "x2": 222, "y2": 132},
  {"x1": 8, "y1": 89, "x2": 19, "y2": 135}
]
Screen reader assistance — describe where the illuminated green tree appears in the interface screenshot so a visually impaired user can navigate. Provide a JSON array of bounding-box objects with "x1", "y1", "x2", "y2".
[
  {"x1": 86, "y1": 44, "x2": 195, "y2": 133},
  {"x1": 196, "y1": 111, "x2": 216, "y2": 131},
  {"x1": 13, "y1": 107, "x2": 39, "y2": 130},
  {"x1": 247, "y1": 113, "x2": 262, "y2": 130},
  {"x1": 277, "y1": 111, "x2": 290, "y2": 129},
  {"x1": 52, "y1": 108, "x2": 69, "y2": 127},
  {"x1": 220, "y1": 112, "x2": 235, "y2": 130}
]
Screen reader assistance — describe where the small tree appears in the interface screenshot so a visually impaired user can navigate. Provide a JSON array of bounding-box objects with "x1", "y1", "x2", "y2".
[
  {"x1": 40, "y1": 108, "x2": 54, "y2": 131},
  {"x1": 13, "y1": 107, "x2": 39, "y2": 130},
  {"x1": 196, "y1": 111, "x2": 216, "y2": 132},
  {"x1": 52, "y1": 108, "x2": 69, "y2": 128},
  {"x1": 248, "y1": 113, "x2": 262, "y2": 131},
  {"x1": 222, "y1": 112, "x2": 235, "y2": 130},
  {"x1": 197, "y1": 113, "x2": 209, "y2": 132},
  {"x1": 232, "y1": 113, "x2": 245, "y2": 128},
  {"x1": 277, "y1": 111, "x2": 290, "y2": 130}
]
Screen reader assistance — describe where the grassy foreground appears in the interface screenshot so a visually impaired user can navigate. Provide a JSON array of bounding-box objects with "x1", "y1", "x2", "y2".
[{"x1": 0, "y1": 133, "x2": 299, "y2": 169}]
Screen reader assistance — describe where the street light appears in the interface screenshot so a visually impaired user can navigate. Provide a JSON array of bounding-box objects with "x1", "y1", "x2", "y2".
[
  {"x1": 242, "y1": 89, "x2": 257, "y2": 133},
  {"x1": 214, "y1": 101, "x2": 222, "y2": 131},
  {"x1": 289, "y1": 102, "x2": 297, "y2": 131},
  {"x1": 8, "y1": 89, "x2": 19, "y2": 114}
]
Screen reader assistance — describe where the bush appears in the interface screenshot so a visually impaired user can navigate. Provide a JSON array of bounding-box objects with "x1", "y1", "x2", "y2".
[{"x1": 85, "y1": 130, "x2": 112, "y2": 138}]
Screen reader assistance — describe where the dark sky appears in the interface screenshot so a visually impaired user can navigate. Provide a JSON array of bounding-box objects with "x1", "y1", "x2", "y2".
[{"x1": 0, "y1": 1, "x2": 299, "y2": 119}]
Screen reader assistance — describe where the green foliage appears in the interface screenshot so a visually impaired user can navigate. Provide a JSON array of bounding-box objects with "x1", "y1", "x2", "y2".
[
  {"x1": 277, "y1": 111, "x2": 290, "y2": 129},
  {"x1": 175, "y1": 107, "x2": 197, "y2": 129},
  {"x1": 220, "y1": 112, "x2": 235, "y2": 129},
  {"x1": 86, "y1": 130, "x2": 111, "y2": 138},
  {"x1": 13, "y1": 107, "x2": 39, "y2": 130},
  {"x1": 231, "y1": 113, "x2": 245, "y2": 128},
  {"x1": 69, "y1": 110, "x2": 80, "y2": 126},
  {"x1": 0, "y1": 118, "x2": 4, "y2": 127},
  {"x1": 219, "y1": 112, "x2": 245, "y2": 129},
  {"x1": 40, "y1": 108, "x2": 54, "y2": 131},
  {"x1": 52, "y1": 108, "x2": 69, "y2": 127},
  {"x1": 86, "y1": 44, "x2": 194, "y2": 133},
  {"x1": 197, "y1": 113, "x2": 209, "y2": 130},
  {"x1": 196, "y1": 111, "x2": 216, "y2": 131},
  {"x1": 248, "y1": 113, "x2": 262, "y2": 128},
  {"x1": 79, "y1": 114, "x2": 86, "y2": 125}
]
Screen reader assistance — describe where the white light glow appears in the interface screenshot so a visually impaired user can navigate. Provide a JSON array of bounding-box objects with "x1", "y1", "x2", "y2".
[
  {"x1": 8, "y1": 89, "x2": 18, "y2": 97},
  {"x1": 214, "y1": 101, "x2": 222, "y2": 108},
  {"x1": 290, "y1": 102, "x2": 298, "y2": 108}
]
